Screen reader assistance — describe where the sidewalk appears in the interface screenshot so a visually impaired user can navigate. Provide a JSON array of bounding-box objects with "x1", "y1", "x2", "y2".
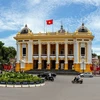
[{"x1": 93, "y1": 74, "x2": 100, "y2": 77}]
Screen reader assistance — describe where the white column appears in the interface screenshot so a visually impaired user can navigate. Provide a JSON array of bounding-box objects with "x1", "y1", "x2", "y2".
[
  {"x1": 38, "y1": 41, "x2": 41, "y2": 63},
  {"x1": 74, "y1": 41, "x2": 78, "y2": 63},
  {"x1": 65, "y1": 42, "x2": 68, "y2": 63},
  {"x1": 47, "y1": 42, "x2": 50, "y2": 64},
  {"x1": 16, "y1": 42, "x2": 20, "y2": 63},
  {"x1": 56, "y1": 42, "x2": 59, "y2": 63},
  {"x1": 74, "y1": 41, "x2": 76, "y2": 63},
  {"x1": 28, "y1": 40, "x2": 33, "y2": 63},
  {"x1": 87, "y1": 41, "x2": 92, "y2": 63}
]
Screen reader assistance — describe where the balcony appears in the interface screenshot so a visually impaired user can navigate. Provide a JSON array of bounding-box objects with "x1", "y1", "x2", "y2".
[
  {"x1": 67, "y1": 54, "x2": 74, "y2": 60},
  {"x1": 33, "y1": 54, "x2": 39, "y2": 60},
  {"x1": 41, "y1": 54, "x2": 47, "y2": 56},
  {"x1": 81, "y1": 54, "x2": 85, "y2": 57},
  {"x1": 59, "y1": 54, "x2": 65, "y2": 60},
  {"x1": 23, "y1": 54, "x2": 26, "y2": 57},
  {"x1": 50, "y1": 54, "x2": 56, "y2": 56},
  {"x1": 50, "y1": 54, "x2": 56, "y2": 60},
  {"x1": 41, "y1": 54, "x2": 47, "y2": 60}
]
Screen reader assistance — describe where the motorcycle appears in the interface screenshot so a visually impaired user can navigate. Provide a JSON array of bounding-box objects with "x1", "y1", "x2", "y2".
[
  {"x1": 72, "y1": 77, "x2": 83, "y2": 84},
  {"x1": 45, "y1": 76, "x2": 54, "y2": 81}
]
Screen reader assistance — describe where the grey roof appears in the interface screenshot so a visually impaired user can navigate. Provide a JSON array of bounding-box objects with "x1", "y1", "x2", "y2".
[
  {"x1": 20, "y1": 24, "x2": 29, "y2": 34},
  {"x1": 78, "y1": 23, "x2": 88, "y2": 32}
]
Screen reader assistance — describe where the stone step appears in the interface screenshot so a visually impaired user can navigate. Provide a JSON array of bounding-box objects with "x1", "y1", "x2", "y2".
[{"x1": 25, "y1": 70, "x2": 80, "y2": 75}]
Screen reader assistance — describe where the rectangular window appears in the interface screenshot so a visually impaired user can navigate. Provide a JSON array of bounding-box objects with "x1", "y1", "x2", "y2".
[
  {"x1": 68, "y1": 39, "x2": 73, "y2": 41},
  {"x1": 53, "y1": 51, "x2": 55, "y2": 54},
  {"x1": 77, "y1": 39, "x2": 82, "y2": 41},
  {"x1": 24, "y1": 40, "x2": 29, "y2": 42},
  {"x1": 18, "y1": 40, "x2": 22, "y2": 42},
  {"x1": 84, "y1": 39, "x2": 89, "y2": 41},
  {"x1": 68, "y1": 49, "x2": 72, "y2": 54},
  {"x1": 23, "y1": 48, "x2": 26, "y2": 56},
  {"x1": 81, "y1": 47, "x2": 85, "y2": 56},
  {"x1": 61, "y1": 49, "x2": 64, "y2": 54}
]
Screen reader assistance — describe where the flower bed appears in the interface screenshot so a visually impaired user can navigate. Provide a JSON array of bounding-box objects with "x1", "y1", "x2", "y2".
[{"x1": 0, "y1": 72, "x2": 45, "y2": 86}]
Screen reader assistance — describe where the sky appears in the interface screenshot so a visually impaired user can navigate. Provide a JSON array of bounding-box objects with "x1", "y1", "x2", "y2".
[{"x1": 0, "y1": 0, "x2": 100, "y2": 55}]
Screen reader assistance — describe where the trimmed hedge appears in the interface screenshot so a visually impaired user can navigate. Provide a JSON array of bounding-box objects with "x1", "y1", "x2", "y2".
[{"x1": 0, "y1": 71, "x2": 45, "y2": 84}]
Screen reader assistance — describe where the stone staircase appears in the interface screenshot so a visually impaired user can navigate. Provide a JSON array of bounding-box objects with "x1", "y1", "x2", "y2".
[{"x1": 25, "y1": 69, "x2": 80, "y2": 75}]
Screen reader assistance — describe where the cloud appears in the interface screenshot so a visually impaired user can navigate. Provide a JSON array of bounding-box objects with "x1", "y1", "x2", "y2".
[
  {"x1": 0, "y1": 34, "x2": 16, "y2": 48},
  {"x1": 92, "y1": 47, "x2": 100, "y2": 55},
  {"x1": 65, "y1": 0, "x2": 100, "y2": 6},
  {"x1": 0, "y1": 0, "x2": 100, "y2": 55},
  {"x1": 0, "y1": 0, "x2": 100, "y2": 32}
]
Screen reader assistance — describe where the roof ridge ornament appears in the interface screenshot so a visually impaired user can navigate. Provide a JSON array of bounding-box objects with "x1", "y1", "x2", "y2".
[
  {"x1": 20, "y1": 24, "x2": 29, "y2": 34},
  {"x1": 82, "y1": 23, "x2": 84, "y2": 26},
  {"x1": 78, "y1": 23, "x2": 88, "y2": 32},
  {"x1": 58, "y1": 22, "x2": 66, "y2": 33},
  {"x1": 25, "y1": 24, "x2": 27, "y2": 27}
]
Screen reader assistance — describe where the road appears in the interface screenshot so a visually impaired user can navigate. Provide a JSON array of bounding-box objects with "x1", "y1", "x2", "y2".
[{"x1": 0, "y1": 75, "x2": 100, "y2": 100}]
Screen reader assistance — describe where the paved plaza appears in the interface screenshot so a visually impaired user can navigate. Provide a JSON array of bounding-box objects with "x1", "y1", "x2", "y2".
[{"x1": 0, "y1": 75, "x2": 100, "y2": 100}]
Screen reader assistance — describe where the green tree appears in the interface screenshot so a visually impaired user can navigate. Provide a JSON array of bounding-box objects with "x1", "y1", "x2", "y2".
[
  {"x1": 98, "y1": 55, "x2": 100, "y2": 66},
  {"x1": 0, "y1": 41, "x2": 4, "y2": 63},
  {"x1": 0, "y1": 41, "x2": 16, "y2": 65},
  {"x1": 92, "y1": 53, "x2": 97, "y2": 58},
  {"x1": 8, "y1": 47, "x2": 16, "y2": 58},
  {"x1": 0, "y1": 41, "x2": 4, "y2": 48},
  {"x1": 98, "y1": 55, "x2": 100, "y2": 59}
]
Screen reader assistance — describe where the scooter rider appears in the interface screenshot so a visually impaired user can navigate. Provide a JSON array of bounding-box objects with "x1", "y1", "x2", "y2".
[
  {"x1": 74, "y1": 75, "x2": 80, "y2": 81},
  {"x1": 76, "y1": 75, "x2": 80, "y2": 81}
]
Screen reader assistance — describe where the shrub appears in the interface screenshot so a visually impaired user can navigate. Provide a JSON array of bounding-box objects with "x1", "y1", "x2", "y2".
[{"x1": 0, "y1": 71, "x2": 44, "y2": 84}]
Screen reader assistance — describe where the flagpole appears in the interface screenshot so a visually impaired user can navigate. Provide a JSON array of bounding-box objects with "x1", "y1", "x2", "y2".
[
  {"x1": 52, "y1": 23, "x2": 54, "y2": 33},
  {"x1": 43, "y1": 20, "x2": 45, "y2": 33},
  {"x1": 45, "y1": 20, "x2": 47, "y2": 33},
  {"x1": 52, "y1": 19, "x2": 53, "y2": 33},
  {"x1": 46, "y1": 22, "x2": 47, "y2": 33}
]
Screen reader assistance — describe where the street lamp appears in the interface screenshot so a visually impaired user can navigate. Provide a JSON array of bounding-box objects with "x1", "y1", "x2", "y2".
[{"x1": 82, "y1": 57, "x2": 85, "y2": 73}]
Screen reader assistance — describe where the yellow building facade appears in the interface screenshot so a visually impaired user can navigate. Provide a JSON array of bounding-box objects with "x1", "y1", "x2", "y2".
[{"x1": 14, "y1": 24, "x2": 94, "y2": 73}]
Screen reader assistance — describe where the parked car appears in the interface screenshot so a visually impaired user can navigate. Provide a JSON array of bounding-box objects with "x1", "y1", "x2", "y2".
[
  {"x1": 80, "y1": 72, "x2": 93, "y2": 77},
  {"x1": 37, "y1": 72, "x2": 56, "y2": 78}
]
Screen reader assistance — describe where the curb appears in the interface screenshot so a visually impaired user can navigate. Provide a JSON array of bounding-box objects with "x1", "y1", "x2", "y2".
[{"x1": 0, "y1": 83, "x2": 45, "y2": 88}]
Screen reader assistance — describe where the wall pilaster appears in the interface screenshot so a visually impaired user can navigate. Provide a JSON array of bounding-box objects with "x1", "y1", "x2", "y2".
[
  {"x1": 38, "y1": 40, "x2": 41, "y2": 69},
  {"x1": 56, "y1": 42, "x2": 59, "y2": 70}
]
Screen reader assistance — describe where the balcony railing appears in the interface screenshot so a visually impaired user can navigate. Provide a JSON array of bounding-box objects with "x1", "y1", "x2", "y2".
[
  {"x1": 41, "y1": 54, "x2": 47, "y2": 56},
  {"x1": 81, "y1": 54, "x2": 85, "y2": 56},
  {"x1": 50, "y1": 54, "x2": 56, "y2": 56},
  {"x1": 33, "y1": 54, "x2": 39, "y2": 56},
  {"x1": 23, "y1": 54, "x2": 26, "y2": 56},
  {"x1": 59, "y1": 54, "x2": 65, "y2": 56},
  {"x1": 59, "y1": 54, "x2": 65, "y2": 60},
  {"x1": 67, "y1": 54, "x2": 74, "y2": 56}
]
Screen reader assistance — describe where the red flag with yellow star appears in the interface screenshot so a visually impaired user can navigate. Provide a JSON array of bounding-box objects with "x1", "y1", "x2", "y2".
[{"x1": 46, "y1": 19, "x2": 53, "y2": 25}]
